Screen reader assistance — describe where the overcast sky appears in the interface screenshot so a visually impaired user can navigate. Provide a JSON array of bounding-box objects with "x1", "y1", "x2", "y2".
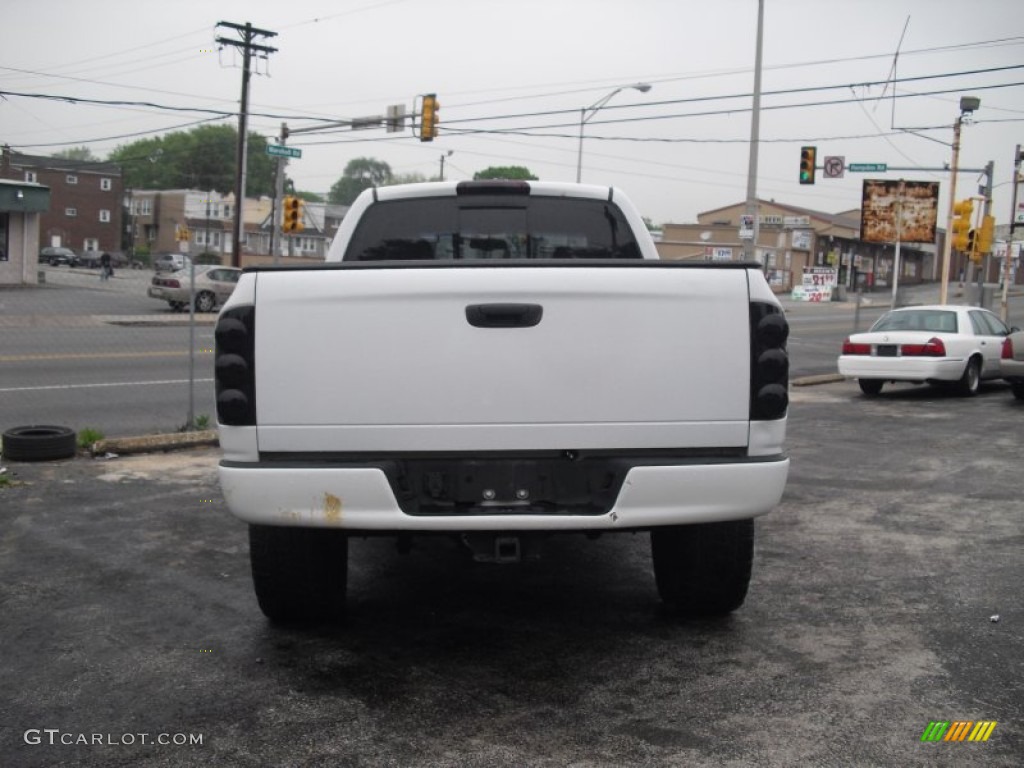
[{"x1": 2, "y1": 0, "x2": 1022, "y2": 227}]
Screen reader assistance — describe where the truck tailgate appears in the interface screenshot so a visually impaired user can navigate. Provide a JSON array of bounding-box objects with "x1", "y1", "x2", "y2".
[{"x1": 254, "y1": 265, "x2": 752, "y2": 452}]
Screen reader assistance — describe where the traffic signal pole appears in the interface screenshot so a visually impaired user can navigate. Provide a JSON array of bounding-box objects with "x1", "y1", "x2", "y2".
[
  {"x1": 271, "y1": 123, "x2": 287, "y2": 265},
  {"x1": 1001, "y1": 144, "x2": 1023, "y2": 322}
]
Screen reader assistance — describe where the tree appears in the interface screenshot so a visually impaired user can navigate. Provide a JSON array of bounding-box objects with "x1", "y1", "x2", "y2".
[
  {"x1": 391, "y1": 172, "x2": 430, "y2": 185},
  {"x1": 53, "y1": 146, "x2": 98, "y2": 162},
  {"x1": 108, "y1": 126, "x2": 274, "y2": 195},
  {"x1": 328, "y1": 157, "x2": 393, "y2": 205},
  {"x1": 473, "y1": 166, "x2": 538, "y2": 181}
]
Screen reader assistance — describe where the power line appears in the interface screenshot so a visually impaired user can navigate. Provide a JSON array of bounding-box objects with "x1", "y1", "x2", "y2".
[{"x1": 2, "y1": 66, "x2": 1021, "y2": 154}]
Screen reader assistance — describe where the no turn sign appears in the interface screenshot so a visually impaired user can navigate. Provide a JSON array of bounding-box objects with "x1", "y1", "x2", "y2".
[{"x1": 823, "y1": 156, "x2": 845, "y2": 179}]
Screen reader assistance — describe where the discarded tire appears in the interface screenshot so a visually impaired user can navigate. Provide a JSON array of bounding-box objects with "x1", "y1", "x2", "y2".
[{"x1": 2, "y1": 425, "x2": 77, "y2": 462}]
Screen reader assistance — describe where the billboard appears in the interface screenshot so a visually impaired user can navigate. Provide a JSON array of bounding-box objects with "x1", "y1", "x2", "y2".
[{"x1": 860, "y1": 180, "x2": 940, "y2": 244}]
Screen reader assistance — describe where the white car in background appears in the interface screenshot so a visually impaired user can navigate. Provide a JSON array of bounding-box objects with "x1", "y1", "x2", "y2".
[
  {"x1": 1001, "y1": 329, "x2": 1024, "y2": 401},
  {"x1": 148, "y1": 265, "x2": 241, "y2": 312},
  {"x1": 837, "y1": 304, "x2": 1011, "y2": 397}
]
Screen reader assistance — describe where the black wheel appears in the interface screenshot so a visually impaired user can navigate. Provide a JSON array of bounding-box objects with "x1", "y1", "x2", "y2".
[
  {"x1": 195, "y1": 291, "x2": 216, "y2": 313},
  {"x1": 651, "y1": 519, "x2": 754, "y2": 617},
  {"x1": 1011, "y1": 382, "x2": 1024, "y2": 401},
  {"x1": 2, "y1": 425, "x2": 77, "y2": 462},
  {"x1": 956, "y1": 357, "x2": 981, "y2": 397},
  {"x1": 169, "y1": 301, "x2": 185, "y2": 312},
  {"x1": 249, "y1": 524, "x2": 349, "y2": 623},
  {"x1": 858, "y1": 379, "x2": 884, "y2": 397}
]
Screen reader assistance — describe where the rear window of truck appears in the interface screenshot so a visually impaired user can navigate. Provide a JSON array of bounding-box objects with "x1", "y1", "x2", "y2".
[{"x1": 343, "y1": 196, "x2": 642, "y2": 261}]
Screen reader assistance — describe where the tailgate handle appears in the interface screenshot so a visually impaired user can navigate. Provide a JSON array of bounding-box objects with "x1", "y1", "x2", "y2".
[{"x1": 466, "y1": 303, "x2": 543, "y2": 328}]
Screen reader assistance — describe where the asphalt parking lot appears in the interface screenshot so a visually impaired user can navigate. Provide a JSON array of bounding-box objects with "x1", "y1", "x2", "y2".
[{"x1": 1, "y1": 379, "x2": 1021, "y2": 767}]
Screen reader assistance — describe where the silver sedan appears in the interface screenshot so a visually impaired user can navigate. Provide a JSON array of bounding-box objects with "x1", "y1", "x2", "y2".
[{"x1": 148, "y1": 266, "x2": 241, "y2": 312}]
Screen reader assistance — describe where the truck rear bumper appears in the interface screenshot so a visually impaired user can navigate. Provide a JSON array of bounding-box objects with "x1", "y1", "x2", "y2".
[{"x1": 218, "y1": 457, "x2": 789, "y2": 531}]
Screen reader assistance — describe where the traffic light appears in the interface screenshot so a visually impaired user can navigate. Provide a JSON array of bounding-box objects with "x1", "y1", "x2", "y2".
[
  {"x1": 976, "y1": 214, "x2": 995, "y2": 254},
  {"x1": 951, "y1": 199, "x2": 973, "y2": 251},
  {"x1": 799, "y1": 146, "x2": 816, "y2": 185},
  {"x1": 282, "y1": 196, "x2": 304, "y2": 233},
  {"x1": 966, "y1": 229, "x2": 979, "y2": 262},
  {"x1": 420, "y1": 93, "x2": 439, "y2": 142}
]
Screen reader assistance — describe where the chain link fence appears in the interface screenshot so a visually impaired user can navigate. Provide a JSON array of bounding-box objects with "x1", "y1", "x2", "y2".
[{"x1": 1, "y1": 264, "x2": 217, "y2": 446}]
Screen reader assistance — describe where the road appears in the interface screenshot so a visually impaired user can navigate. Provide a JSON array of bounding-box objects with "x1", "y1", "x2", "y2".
[
  {"x1": 1, "y1": 379, "x2": 1020, "y2": 766},
  {"x1": 2, "y1": 271, "x2": 1021, "y2": 438}
]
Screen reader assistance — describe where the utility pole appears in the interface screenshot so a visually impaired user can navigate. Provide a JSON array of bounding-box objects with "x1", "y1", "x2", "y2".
[
  {"x1": 742, "y1": 0, "x2": 765, "y2": 263},
  {"x1": 977, "y1": 160, "x2": 995, "y2": 301},
  {"x1": 216, "y1": 21, "x2": 277, "y2": 268}
]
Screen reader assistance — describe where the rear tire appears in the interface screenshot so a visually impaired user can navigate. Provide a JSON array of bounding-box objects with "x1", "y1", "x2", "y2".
[
  {"x1": 858, "y1": 379, "x2": 884, "y2": 397},
  {"x1": 1011, "y1": 382, "x2": 1024, "y2": 401},
  {"x1": 651, "y1": 519, "x2": 754, "y2": 617},
  {"x1": 248, "y1": 525, "x2": 349, "y2": 624},
  {"x1": 956, "y1": 357, "x2": 981, "y2": 397}
]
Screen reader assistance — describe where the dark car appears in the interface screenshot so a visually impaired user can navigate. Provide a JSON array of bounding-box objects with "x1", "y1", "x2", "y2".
[
  {"x1": 74, "y1": 252, "x2": 103, "y2": 269},
  {"x1": 40, "y1": 246, "x2": 78, "y2": 266},
  {"x1": 109, "y1": 251, "x2": 145, "y2": 270}
]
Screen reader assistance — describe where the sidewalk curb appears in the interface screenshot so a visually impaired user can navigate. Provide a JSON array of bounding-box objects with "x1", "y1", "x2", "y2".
[
  {"x1": 792, "y1": 374, "x2": 846, "y2": 387},
  {"x1": 93, "y1": 430, "x2": 218, "y2": 455}
]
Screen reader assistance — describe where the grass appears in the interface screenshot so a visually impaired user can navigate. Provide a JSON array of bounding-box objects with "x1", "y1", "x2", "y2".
[{"x1": 78, "y1": 427, "x2": 105, "y2": 451}]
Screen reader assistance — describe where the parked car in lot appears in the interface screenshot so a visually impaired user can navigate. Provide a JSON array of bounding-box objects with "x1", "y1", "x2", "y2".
[
  {"x1": 109, "y1": 251, "x2": 145, "y2": 270},
  {"x1": 1001, "y1": 329, "x2": 1024, "y2": 400},
  {"x1": 838, "y1": 304, "x2": 1012, "y2": 397},
  {"x1": 40, "y1": 246, "x2": 78, "y2": 266},
  {"x1": 153, "y1": 253, "x2": 192, "y2": 273},
  {"x1": 74, "y1": 252, "x2": 103, "y2": 269},
  {"x1": 148, "y1": 266, "x2": 241, "y2": 312}
]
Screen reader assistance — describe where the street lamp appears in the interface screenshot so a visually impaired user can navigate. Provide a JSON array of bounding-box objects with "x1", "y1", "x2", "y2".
[
  {"x1": 939, "y1": 95, "x2": 980, "y2": 305},
  {"x1": 576, "y1": 82, "x2": 651, "y2": 183}
]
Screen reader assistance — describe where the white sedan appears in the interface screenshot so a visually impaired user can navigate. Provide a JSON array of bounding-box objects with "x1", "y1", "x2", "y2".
[{"x1": 837, "y1": 304, "x2": 1011, "y2": 397}]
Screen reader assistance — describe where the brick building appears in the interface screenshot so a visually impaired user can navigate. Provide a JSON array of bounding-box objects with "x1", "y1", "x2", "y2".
[
  {"x1": 0, "y1": 147, "x2": 124, "y2": 256},
  {"x1": 656, "y1": 198, "x2": 939, "y2": 293},
  {"x1": 129, "y1": 188, "x2": 345, "y2": 264}
]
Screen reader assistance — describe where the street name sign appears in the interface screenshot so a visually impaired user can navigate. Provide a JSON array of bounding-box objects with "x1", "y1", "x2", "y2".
[
  {"x1": 849, "y1": 163, "x2": 886, "y2": 172},
  {"x1": 266, "y1": 145, "x2": 302, "y2": 159}
]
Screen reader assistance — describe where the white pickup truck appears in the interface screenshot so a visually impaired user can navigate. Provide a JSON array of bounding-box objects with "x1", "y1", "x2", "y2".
[{"x1": 215, "y1": 181, "x2": 789, "y2": 623}]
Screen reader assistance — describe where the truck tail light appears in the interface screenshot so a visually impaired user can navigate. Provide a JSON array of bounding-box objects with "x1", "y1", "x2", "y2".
[
  {"x1": 901, "y1": 338, "x2": 946, "y2": 357},
  {"x1": 749, "y1": 301, "x2": 789, "y2": 421},
  {"x1": 1003, "y1": 337, "x2": 1014, "y2": 360},
  {"x1": 841, "y1": 339, "x2": 871, "y2": 355},
  {"x1": 215, "y1": 305, "x2": 255, "y2": 426}
]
